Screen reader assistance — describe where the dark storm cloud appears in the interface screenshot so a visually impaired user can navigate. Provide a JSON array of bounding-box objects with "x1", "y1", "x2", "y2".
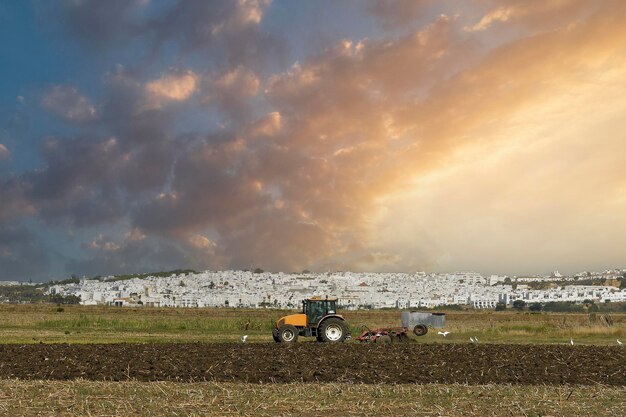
[
  {"x1": 0, "y1": 225, "x2": 49, "y2": 280},
  {"x1": 31, "y1": 65, "x2": 186, "y2": 228},
  {"x1": 65, "y1": 231, "x2": 225, "y2": 277},
  {"x1": 132, "y1": 136, "x2": 264, "y2": 236},
  {"x1": 0, "y1": 177, "x2": 32, "y2": 222},
  {"x1": 66, "y1": 234, "x2": 189, "y2": 277}
]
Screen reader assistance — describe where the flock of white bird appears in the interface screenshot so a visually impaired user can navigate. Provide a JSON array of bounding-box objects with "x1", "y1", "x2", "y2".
[{"x1": 239, "y1": 333, "x2": 623, "y2": 345}]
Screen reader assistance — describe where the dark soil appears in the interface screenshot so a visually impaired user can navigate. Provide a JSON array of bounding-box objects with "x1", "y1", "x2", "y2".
[{"x1": 0, "y1": 343, "x2": 624, "y2": 385}]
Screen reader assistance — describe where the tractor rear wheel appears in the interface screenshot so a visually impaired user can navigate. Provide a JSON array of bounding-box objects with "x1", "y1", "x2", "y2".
[
  {"x1": 413, "y1": 324, "x2": 428, "y2": 336},
  {"x1": 319, "y1": 318, "x2": 348, "y2": 343},
  {"x1": 278, "y1": 324, "x2": 299, "y2": 343}
]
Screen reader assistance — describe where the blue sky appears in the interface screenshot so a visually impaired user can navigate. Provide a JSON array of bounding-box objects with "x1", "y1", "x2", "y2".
[{"x1": 1, "y1": 0, "x2": 625, "y2": 281}]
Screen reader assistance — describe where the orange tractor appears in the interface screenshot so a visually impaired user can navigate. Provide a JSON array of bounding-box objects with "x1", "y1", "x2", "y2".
[{"x1": 272, "y1": 297, "x2": 350, "y2": 343}]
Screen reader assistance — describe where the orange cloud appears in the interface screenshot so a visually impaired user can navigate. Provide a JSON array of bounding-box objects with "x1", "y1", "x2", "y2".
[{"x1": 144, "y1": 70, "x2": 198, "y2": 109}]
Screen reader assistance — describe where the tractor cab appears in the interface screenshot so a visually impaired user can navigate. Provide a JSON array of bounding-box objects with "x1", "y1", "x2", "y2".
[
  {"x1": 273, "y1": 297, "x2": 349, "y2": 343},
  {"x1": 303, "y1": 298, "x2": 337, "y2": 327}
]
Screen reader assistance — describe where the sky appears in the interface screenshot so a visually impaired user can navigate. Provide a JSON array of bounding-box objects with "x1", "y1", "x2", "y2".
[{"x1": 1, "y1": 0, "x2": 625, "y2": 281}]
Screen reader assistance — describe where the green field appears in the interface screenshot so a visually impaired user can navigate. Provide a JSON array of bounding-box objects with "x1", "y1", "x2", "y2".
[{"x1": 0, "y1": 304, "x2": 623, "y2": 345}]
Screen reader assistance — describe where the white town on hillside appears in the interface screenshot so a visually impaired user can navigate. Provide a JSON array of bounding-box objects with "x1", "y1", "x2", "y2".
[{"x1": 18, "y1": 269, "x2": 625, "y2": 309}]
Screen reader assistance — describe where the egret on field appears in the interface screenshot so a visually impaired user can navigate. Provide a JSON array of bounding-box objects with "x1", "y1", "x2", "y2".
[
  {"x1": 240, "y1": 335, "x2": 248, "y2": 343},
  {"x1": 618, "y1": 339, "x2": 623, "y2": 345},
  {"x1": 469, "y1": 337, "x2": 476, "y2": 343},
  {"x1": 438, "y1": 331, "x2": 450, "y2": 337},
  {"x1": 570, "y1": 338, "x2": 574, "y2": 345}
]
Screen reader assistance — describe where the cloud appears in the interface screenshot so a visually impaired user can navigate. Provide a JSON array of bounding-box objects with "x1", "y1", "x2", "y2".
[
  {"x1": 86, "y1": 235, "x2": 121, "y2": 252},
  {"x1": 203, "y1": 66, "x2": 260, "y2": 121},
  {"x1": 126, "y1": 4, "x2": 624, "y2": 272},
  {"x1": 41, "y1": 85, "x2": 97, "y2": 123},
  {"x1": 57, "y1": 0, "x2": 149, "y2": 48},
  {"x1": 465, "y1": 7, "x2": 515, "y2": 32},
  {"x1": 0, "y1": 177, "x2": 34, "y2": 223},
  {"x1": 187, "y1": 234, "x2": 216, "y2": 251},
  {"x1": 465, "y1": 0, "x2": 598, "y2": 32},
  {"x1": 247, "y1": 112, "x2": 282, "y2": 137},
  {"x1": 0, "y1": 144, "x2": 9, "y2": 160},
  {"x1": 150, "y1": 0, "x2": 280, "y2": 68},
  {"x1": 4, "y1": 1, "x2": 626, "y2": 278},
  {"x1": 0, "y1": 225, "x2": 49, "y2": 280},
  {"x1": 368, "y1": 0, "x2": 433, "y2": 28},
  {"x1": 56, "y1": 0, "x2": 283, "y2": 70},
  {"x1": 144, "y1": 69, "x2": 198, "y2": 109},
  {"x1": 67, "y1": 230, "x2": 225, "y2": 277}
]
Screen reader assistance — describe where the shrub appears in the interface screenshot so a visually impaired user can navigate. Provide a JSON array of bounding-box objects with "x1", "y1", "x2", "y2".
[
  {"x1": 543, "y1": 302, "x2": 585, "y2": 313},
  {"x1": 513, "y1": 300, "x2": 526, "y2": 311}
]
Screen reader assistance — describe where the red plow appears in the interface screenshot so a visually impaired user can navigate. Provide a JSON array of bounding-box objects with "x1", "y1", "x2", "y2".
[{"x1": 355, "y1": 325, "x2": 410, "y2": 343}]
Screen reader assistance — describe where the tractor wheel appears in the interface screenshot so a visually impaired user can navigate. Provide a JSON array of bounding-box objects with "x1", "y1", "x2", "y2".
[
  {"x1": 376, "y1": 335, "x2": 392, "y2": 344},
  {"x1": 413, "y1": 324, "x2": 428, "y2": 336},
  {"x1": 319, "y1": 318, "x2": 348, "y2": 343},
  {"x1": 273, "y1": 333, "x2": 280, "y2": 343},
  {"x1": 278, "y1": 324, "x2": 299, "y2": 343}
]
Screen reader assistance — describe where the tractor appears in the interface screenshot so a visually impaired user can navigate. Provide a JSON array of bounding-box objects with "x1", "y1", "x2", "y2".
[{"x1": 272, "y1": 297, "x2": 350, "y2": 343}]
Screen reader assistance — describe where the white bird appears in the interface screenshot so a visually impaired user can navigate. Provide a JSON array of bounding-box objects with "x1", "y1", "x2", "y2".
[
  {"x1": 618, "y1": 339, "x2": 623, "y2": 346},
  {"x1": 474, "y1": 337, "x2": 479, "y2": 343},
  {"x1": 570, "y1": 338, "x2": 574, "y2": 346},
  {"x1": 438, "y1": 331, "x2": 450, "y2": 337},
  {"x1": 240, "y1": 335, "x2": 248, "y2": 343},
  {"x1": 469, "y1": 337, "x2": 476, "y2": 343}
]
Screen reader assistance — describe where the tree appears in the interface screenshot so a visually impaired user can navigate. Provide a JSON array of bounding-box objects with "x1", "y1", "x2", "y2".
[
  {"x1": 253, "y1": 268, "x2": 264, "y2": 274},
  {"x1": 513, "y1": 300, "x2": 526, "y2": 311},
  {"x1": 495, "y1": 303, "x2": 506, "y2": 311},
  {"x1": 49, "y1": 294, "x2": 81, "y2": 305},
  {"x1": 529, "y1": 302, "x2": 543, "y2": 312}
]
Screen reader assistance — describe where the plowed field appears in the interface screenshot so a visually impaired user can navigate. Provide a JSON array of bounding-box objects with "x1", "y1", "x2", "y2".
[{"x1": 1, "y1": 343, "x2": 624, "y2": 385}]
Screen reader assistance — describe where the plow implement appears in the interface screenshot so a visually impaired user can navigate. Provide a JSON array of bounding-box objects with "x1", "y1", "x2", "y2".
[
  {"x1": 356, "y1": 310, "x2": 447, "y2": 343},
  {"x1": 355, "y1": 325, "x2": 410, "y2": 343}
]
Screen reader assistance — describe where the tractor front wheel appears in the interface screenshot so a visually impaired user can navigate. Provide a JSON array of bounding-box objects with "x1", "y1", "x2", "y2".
[
  {"x1": 278, "y1": 324, "x2": 299, "y2": 343},
  {"x1": 319, "y1": 318, "x2": 348, "y2": 343}
]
